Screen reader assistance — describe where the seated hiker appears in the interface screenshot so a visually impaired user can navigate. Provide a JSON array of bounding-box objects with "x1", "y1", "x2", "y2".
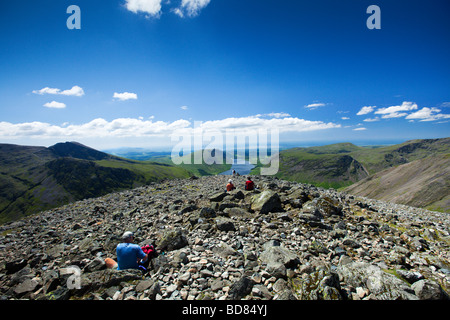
[
  {"x1": 105, "y1": 234, "x2": 157, "y2": 271},
  {"x1": 245, "y1": 176, "x2": 255, "y2": 191},
  {"x1": 226, "y1": 179, "x2": 236, "y2": 191},
  {"x1": 116, "y1": 231, "x2": 149, "y2": 271},
  {"x1": 139, "y1": 244, "x2": 157, "y2": 269}
]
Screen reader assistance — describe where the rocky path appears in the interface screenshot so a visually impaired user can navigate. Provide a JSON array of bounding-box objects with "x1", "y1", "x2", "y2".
[{"x1": 0, "y1": 175, "x2": 449, "y2": 300}]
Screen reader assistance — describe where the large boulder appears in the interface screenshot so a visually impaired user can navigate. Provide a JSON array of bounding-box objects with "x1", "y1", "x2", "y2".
[
  {"x1": 209, "y1": 192, "x2": 228, "y2": 202},
  {"x1": 337, "y1": 261, "x2": 418, "y2": 300},
  {"x1": 157, "y1": 228, "x2": 188, "y2": 251},
  {"x1": 411, "y1": 279, "x2": 449, "y2": 300},
  {"x1": 228, "y1": 276, "x2": 254, "y2": 300},
  {"x1": 259, "y1": 245, "x2": 300, "y2": 278},
  {"x1": 290, "y1": 267, "x2": 342, "y2": 300},
  {"x1": 251, "y1": 191, "x2": 283, "y2": 214},
  {"x1": 214, "y1": 217, "x2": 236, "y2": 232}
]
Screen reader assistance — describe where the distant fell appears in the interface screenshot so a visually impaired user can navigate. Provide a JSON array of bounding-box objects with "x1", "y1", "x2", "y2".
[{"x1": 48, "y1": 141, "x2": 112, "y2": 161}]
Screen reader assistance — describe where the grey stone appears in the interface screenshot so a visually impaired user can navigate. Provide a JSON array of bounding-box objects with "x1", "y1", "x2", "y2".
[
  {"x1": 157, "y1": 229, "x2": 188, "y2": 251},
  {"x1": 251, "y1": 191, "x2": 283, "y2": 214},
  {"x1": 411, "y1": 279, "x2": 447, "y2": 300}
]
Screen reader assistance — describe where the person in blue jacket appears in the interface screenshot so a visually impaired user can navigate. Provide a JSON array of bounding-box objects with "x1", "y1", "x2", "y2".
[{"x1": 116, "y1": 231, "x2": 148, "y2": 270}]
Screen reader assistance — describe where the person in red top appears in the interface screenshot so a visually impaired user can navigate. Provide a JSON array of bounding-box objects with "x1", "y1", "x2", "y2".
[{"x1": 245, "y1": 177, "x2": 255, "y2": 191}]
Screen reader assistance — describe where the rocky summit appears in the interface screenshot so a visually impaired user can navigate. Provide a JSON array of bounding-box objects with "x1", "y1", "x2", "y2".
[{"x1": 0, "y1": 175, "x2": 449, "y2": 301}]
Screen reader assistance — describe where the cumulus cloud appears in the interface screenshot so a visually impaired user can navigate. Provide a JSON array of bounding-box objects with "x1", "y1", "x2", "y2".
[
  {"x1": 124, "y1": 0, "x2": 211, "y2": 18},
  {"x1": 113, "y1": 92, "x2": 138, "y2": 101},
  {"x1": 197, "y1": 116, "x2": 340, "y2": 135},
  {"x1": 363, "y1": 117, "x2": 380, "y2": 122},
  {"x1": 124, "y1": 0, "x2": 162, "y2": 16},
  {"x1": 180, "y1": 105, "x2": 189, "y2": 110},
  {"x1": 0, "y1": 114, "x2": 340, "y2": 141},
  {"x1": 60, "y1": 86, "x2": 85, "y2": 97},
  {"x1": 375, "y1": 101, "x2": 418, "y2": 119},
  {"x1": 354, "y1": 101, "x2": 450, "y2": 122},
  {"x1": 43, "y1": 101, "x2": 66, "y2": 109},
  {"x1": 304, "y1": 103, "x2": 326, "y2": 110},
  {"x1": 33, "y1": 86, "x2": 84, "y2": 97},
  {"x1": 176, "y1": 0, "x2": 211, "y2": 17},
  {"x1": 33, "y1": 87, "x2": 60, "y2": 95},
  {"x1": 406, "y1": 107, "x2": 450, "y2": 122},
  {"x1": 357, "y1": 106, "x2": 375, "y2": 116}
]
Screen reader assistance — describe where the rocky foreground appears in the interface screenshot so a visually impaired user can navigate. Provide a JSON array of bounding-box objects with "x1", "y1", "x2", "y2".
[{"x1": 0, "y1": 175, "x2": 449, "y2": 300}]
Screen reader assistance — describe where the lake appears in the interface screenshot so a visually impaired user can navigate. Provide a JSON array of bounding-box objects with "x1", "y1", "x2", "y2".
[{"x1": 219, "y1": 160, "x2": 255, "y2": 176}]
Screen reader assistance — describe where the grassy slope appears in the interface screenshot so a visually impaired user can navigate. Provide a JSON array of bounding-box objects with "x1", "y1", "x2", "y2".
[{"x1": 96, "y1": 158, "x2": 192, "y2": 182}]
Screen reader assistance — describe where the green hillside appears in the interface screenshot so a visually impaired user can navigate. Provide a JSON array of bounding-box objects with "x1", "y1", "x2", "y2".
[
  {"x1": 0, "y1": 142, "x2": 192, "y2": 223},
  {"x1": 253, "y1": 138, "x2": 450, "y2": 212},
  {"x1": 252, "y1": 143, "x2": 370, "y2": 189}
]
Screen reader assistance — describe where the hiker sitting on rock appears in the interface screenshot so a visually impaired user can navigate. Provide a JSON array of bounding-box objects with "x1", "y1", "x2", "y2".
[
  {"x1": 105, "y1": 231, "x2": 156, "y2": 272},
  {"x1": 226, "y1": 179, "x2": 236, "y2": 192},
  {"x1": 245, "y1": 176, "x2": 255, "y2": 191},
  {"x1": 116, "y1": 231, "x2": 149, "y2": 271}
]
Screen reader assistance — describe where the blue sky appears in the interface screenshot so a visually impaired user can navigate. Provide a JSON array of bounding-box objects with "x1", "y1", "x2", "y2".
[{"x1": 0, "y1": 0, "x2": 449, "y2": 150}]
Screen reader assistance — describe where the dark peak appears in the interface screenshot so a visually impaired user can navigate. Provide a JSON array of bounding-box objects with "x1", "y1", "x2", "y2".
[{"x1": 48, "y1": 141, "x2": 111, "y2": 161}]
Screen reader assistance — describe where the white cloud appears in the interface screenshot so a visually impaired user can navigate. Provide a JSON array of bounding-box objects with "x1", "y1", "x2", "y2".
[
  {"x1": 33, "y1": 85, "x2": 84, "y2": 97},
  {"x1": 60, "y1": 85, "x2": 85, "y2": 97},
  {"x1": 375, "y1": 101, "x2": 418, "y2": 119},
  {"x1": 177, "y1": 0, "x2": 211, "y2": 17},
  {"x1": 186, "y1": 115, "x2": 340, "y2": 136},
  {"x1": 353, "y1": 127, "x2": 367, "y2": 131},
  {"x1": 357, "y1": 106, "x2": 375, "y2": 115},
  {"x1": 363, "y1": 117, "x2": 380, "y2": 122},
  {"x1": 406, "y1": 107, "x2": 450, "y2": 122},
  {"x1": 172, "y1": 8, "x2": 184, "y2": 17},
  {"x1": 43, "y1": 101, "x2": 66, "y2": 109},
  {"x1": 0, "y1": 115, "x2": 340, "y2": 142},
  {"x1": 124, "y1": 0, "x2": 162, "y2": 16},
  {"x1": 113, "y1": 92, "x2": 138, "y2": 101},
  {"x1": 381, "y1": 112, "x2": 409, "y2": 119},
  {"x1": 304, "y1": 103, "x2": 326, "y2": 110},
  {"x1": 33, "y1": 87, "x2": 61, "y2": 95},
  {"x1": 341, "y1": 117, "x2": 350, "y2": 120},
  {"x1": 180, "y1": 105, "x2": 189, "y2": 110}
]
